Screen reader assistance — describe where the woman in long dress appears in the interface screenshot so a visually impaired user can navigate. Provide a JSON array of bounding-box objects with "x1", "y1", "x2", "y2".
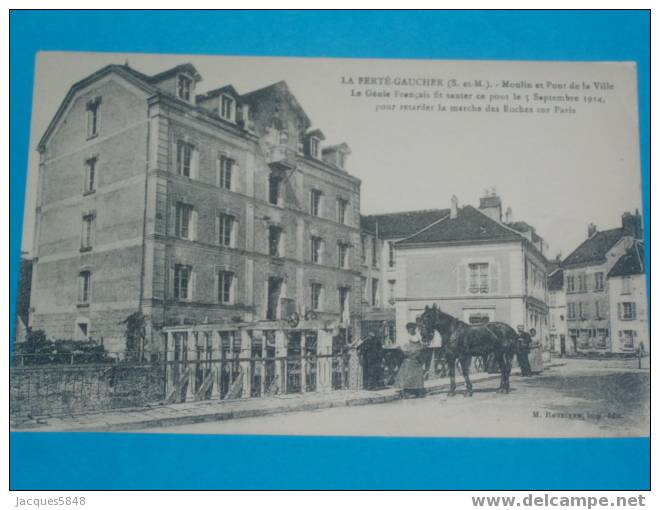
[{"x1": 397, "y1": 322, "x2": 426, "y2": 398}]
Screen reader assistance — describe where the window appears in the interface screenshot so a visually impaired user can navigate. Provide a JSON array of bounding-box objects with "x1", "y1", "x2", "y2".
[
  {"x1": 621, "y1": 276, "x2": 632, "y2": 294},
  {"x1": 84, "y1": 157, "x2": 97, "y2": 194},
  {"x1": 595, "y1": 301, "x2": 602, "y2": 319},
  {"x1": 360, "y1": 235, "x2": 367, "y2": 264},
  {"x1": 310, "y1": 189, "x2": 322, "y2": 217},
  {"x1": 577, "y1": 274, "x2": 586, "y2": 292},
  {"x1": 217, "y1": 270, "x2": 234, "y2": 304},
  {"x1": 578, "y1": 302, "x2": 587, "y2": 319},
  {"x1": 268, "y1": 175, "x2": 282, "y2": 205},
  {"x1": 176, "y1": 140, "x2": 194, "y2": 177},
  {"x1": 619, "y1": 302, "x2": 636, "y2": 320},
  {"x1": 311, "y1": 236, "x2": 322, "y2": 264},
  {"x1": 371, "y1": 278, "x2": 379, "y2": 307},
  {"x1": 567, "y1": 302, "x2": 576, "y2": 320},
  {"x1": 339, "y1": 287, "x2": 350, "y2": 321},
  {"x1": 268, "y1": 226, "x2": 282, "y2": 257},
  {"x1": 337, "y1": 198, "x2": 348, "y2": 224},
  {"x1": 620, "y1": 330, "x2": 635, "y2": 350},
  {"x1": 310, "y1": 137, "x2": 320, "y2": 159},
  {"x1": 174, "y1": 264, "x2": 192, "y2": 300},
  {"x1": 311, "y1": 283, "x2": 323, "y2": 311},
  {"x1": 595, "y1": 272, "x2": 604, "y2": 291},
  {"x1": 371, "y1": 238, "x2": 378, "y2": 267},
  {"x1": 220, "y1": 95, "x2": 234, "y2": 121},
  {"x1": 77, "y1": 271, "x2": 91, "y2": 304},
  {"x1": 218, "y1": 156, "x2": 233, "y2": 190},
  {"x1": 337, "y1": 242, "x2": 349, "y2": 269},
  {"x1": 86, "y1": 98, "x2": 100, "y2": 138},
  {"x1": 468, "y1": 312, "x2": 491, "y2": 325},
  {"x1": 388, "y1": 241, "x2": 395, "y2": 268},
  {"x1": 468, "y1": 263, "x2": 490, "y2": 294},
  {"x1": 388, "y1": 279, "x2": 396, "y2": 304},
  {"x1": 217, "y1": 213, "x2": 235, "y2": 247},
  {"x1": 177, "y1": 75, "x2": 192, "y2": 101},
  {"x1": 566, "y1": 275, "x2": 575, "y2": 293},
  {"x1": 175, "y1": 203, "x2": 194, "y2": 239},
  {"x1": 337, "y1": 151, "x2": 345, "y2": 169},
  {"x1": 81, "y1": 214, "x2": 94, "y2": 251}
]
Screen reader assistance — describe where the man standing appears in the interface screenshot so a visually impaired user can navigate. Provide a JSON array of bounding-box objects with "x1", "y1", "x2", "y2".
[{"x1": 516, "y1": 325, "x2": 533, "y2": 377}]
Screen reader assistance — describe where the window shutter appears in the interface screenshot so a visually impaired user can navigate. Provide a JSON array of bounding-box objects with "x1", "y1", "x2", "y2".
[
  {"x1": 190, "y1": 270, "x2": 197, "y2": 301},
  {"x1": 191, "y1": 209, "x2": 198, "y2": 241},
  {"x1": 458, "y1": 263, "x2": 467, "y2": 294},
  {"x1": 617, "y1": 303, "x2": 622, "y2": 320},
  {"x1": 170, "y1": 205, "x2": 176, "y2": 236},
  {"x1": 214, "y1": 271, "x2": 219, "y2": 303},
  {"x1": 632, "y1": 303, "x2": 637, "y2": 319},
  {"x1": 490, "y1": 262, "x2": 500, "y2": 294},
  {"x1": 169, "y1": 263, "x2": 175, "y2": 299},
  {"x1": 215, "y1": 158, "x2": 221, "y2": 187},
  {"x1": 232, "y1": 162, "x2": 240, "y2": 191},
  {"x1": 214, "y1": 214, "x2": 220, "y2": 245},
  {"x1": 192, "y1": 148, "x2": 199, "y2": 180}
]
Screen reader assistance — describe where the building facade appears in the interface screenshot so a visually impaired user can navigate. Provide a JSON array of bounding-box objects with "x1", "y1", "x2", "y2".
[
  {"x1": 30, "y1": 63, "x2": 363, "y2": 353},
  {"x1": 547, "y1": 264, "x2": 570, "y2": 356},
  {"x1": 394, "y1": 193, "x2": 550, "y2": 344},
  {"x1": 608, "y1": 241, "x2": 648, "y2": 354},
  {"x1": 561, "y1": 212, "x2": 643, "y2": 354}
]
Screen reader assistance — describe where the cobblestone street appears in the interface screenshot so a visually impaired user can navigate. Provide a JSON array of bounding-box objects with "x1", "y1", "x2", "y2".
[{"x1": 142, "y1": 358, "x2": 649, "y2": 437}]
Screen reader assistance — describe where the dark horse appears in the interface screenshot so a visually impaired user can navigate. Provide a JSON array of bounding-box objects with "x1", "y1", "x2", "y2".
[{"x1": 418, "y1": 304, "x2": 518, "y2": 396}]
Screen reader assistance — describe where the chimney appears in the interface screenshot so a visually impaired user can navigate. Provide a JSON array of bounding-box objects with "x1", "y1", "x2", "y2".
[
  {"x1": 587, "y1": 223, "x2": 597, "y2": 238},
  {"x1": 450, "y1": 195, "x2": 459, "y2": 219},
  {"x1": 505, "y1": 207, "x2": 513, "y2": 223},
  {"x1": 479, "y1": 192, "x2": 502, "y2": 222},
  {"x1": 622, "y1": 211, "x2": 643, "y2": 239}
]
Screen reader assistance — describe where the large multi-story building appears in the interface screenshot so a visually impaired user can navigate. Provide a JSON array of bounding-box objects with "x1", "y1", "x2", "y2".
[
  {"x1": 561, "y1": 212, "x2": 643, "y2": 354},
  {"x1": 394, "y1": 193, "x2": 551, "y2": 344},
  {"x1": 30, "y1": 62, "x2": 363, "y2": 352}
]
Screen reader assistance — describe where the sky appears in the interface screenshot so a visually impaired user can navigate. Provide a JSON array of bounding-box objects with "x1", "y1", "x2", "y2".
[{"x1": 21, "y1": 52, "x2": 644, "y2": 259}]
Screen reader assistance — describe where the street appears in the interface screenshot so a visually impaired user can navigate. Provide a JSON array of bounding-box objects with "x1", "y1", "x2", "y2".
[{"x1": 142, "y1": 358, "x2": 649, "y2": 437}]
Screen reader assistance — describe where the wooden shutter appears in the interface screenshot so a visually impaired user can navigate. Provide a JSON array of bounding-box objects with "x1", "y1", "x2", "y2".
[
  {"x1": 457, "y1": 263, "x2": 467, "y2": 294},
  {"x1": 490, "y1": 262, "x2": 500, "y2": 294},
  {"x1": 190, "y1": 270, "x2": 197, "y2": 301},
  {"x1": 191, "y1": 209, "x2": 198, "y2": 241},
  {"x1": 169, "y1": 262, "x2": 175, "y2": 299},
  {"x1": 191, "y1": 147, "x2": 199, "y2": 180},
  {"x1": 170, "y1": 205, "x2": 177, "y2": 237},
  {"x1": 214, "y1": 270, "x2": 219, "y2": 303},
  {"x1": 215, "y1": 158, "x2": 221, "y2": 187},
  {"x1": 617, "y1": 303, "x2": 622, "y2": 320},
  {"x1": 231, "y1": 162, "x2": 239, "y2": 192},
  {"x1": 632, "y1": 303, "x2": 637, "y2": 319},
  {"x1": 214, "y1": 214, "x2": 220, "y2": 245}
]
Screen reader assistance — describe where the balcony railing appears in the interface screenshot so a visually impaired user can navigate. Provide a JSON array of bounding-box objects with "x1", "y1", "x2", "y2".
[{"x1": 266, "y1": 144, "x2": 297, "y2": 170}]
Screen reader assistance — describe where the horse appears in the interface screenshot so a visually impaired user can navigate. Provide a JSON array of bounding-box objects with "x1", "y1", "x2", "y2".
[{"x1": 418, "y1": 304, "x2": 518, "y2": 396}]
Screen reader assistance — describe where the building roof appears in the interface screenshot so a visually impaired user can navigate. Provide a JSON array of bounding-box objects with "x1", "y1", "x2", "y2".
[
  {"x1": 508, "y1": 221, "x2": 542, "y2": 243},
  {"x1": 562, "y1": 228, "x2": 626, "y2": 268},
  {"x1": 360, "y1": 209, "x2": 450, "y2": 238},
  {"x1": 396, "y1": 205, "x2": 526, "y2": 246},
  {"x1": 196, "y1": 84, "x2": 241, "y2": 102},
  {"x1": 240, "y1": 80, "x2": 312, "y2": 127},
  {"x1": 547, "y1": 268, "x2": 564, "y2": 291},
  {"x1": 608, "y1": 241, "x2": 645, "y2": 278},
  {"x1": 149, "y1": 63, "x2": 202, "y2": 82}
]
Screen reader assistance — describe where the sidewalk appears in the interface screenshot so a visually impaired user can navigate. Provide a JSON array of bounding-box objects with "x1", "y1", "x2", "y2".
[{"x1": 11, "y1": 367, "x2": 545, "y2": 432}]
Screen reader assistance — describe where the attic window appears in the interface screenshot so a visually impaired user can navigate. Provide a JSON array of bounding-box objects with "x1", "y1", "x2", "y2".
[
  {"x1": 310, "y1": 137, "x2": 320, "y2": 159},
  {"x1": 337, "y1": 151, "x2": 345, "y2": 169},
  {"x1": 220, "y1": 95, "x2": 235, "y2": 121},
  {"x1": 177, "y1": 75, "x2": 192, "y2": 101}
]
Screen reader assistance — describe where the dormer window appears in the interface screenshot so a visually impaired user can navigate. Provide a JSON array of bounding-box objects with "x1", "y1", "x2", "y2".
[
  {"x1": 177, "y1": 75, "x2": 192, "y2": 101},
  {"x1": 310, "y1": 137, "x2": 321, "y2": 159},
  {"x1": 337, "y1": 151, "x2": 345, "y2": 169},
  {"x1": 220, "y1": 95, "x2": 235, "y2": 122}
]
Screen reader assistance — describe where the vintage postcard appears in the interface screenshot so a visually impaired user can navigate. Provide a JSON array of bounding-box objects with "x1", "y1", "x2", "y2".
[{"x1": 11, "y1": 51, "x2": 649, "y2": 438}]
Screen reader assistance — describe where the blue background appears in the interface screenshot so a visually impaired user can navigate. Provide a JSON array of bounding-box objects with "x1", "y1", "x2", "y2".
[{"x1": 10, "y1": 10, "x2": 650, "y2": 490}]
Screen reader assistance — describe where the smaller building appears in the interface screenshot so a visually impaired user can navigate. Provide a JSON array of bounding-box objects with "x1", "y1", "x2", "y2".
[
  {"x1": 608, "y1": 241, "x2": 648, "y2": 354},
  {"x1": 547, "y1": 262, "x2": 570, "y2": 356}
]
